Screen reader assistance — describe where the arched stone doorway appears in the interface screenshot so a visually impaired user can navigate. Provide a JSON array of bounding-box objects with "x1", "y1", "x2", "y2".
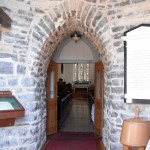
[{"x1": 27, "y1": 3, "x2": 112, "y2": 149}]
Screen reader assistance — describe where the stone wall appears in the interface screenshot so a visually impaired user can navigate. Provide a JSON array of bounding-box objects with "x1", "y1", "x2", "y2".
[{"x1": 0, "y1": 0, "x2": 150, "y2": 150}]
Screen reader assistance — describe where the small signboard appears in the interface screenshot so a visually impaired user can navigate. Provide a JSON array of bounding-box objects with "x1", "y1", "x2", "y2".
[{"x1": 0, "y1": 91, "x2": 25, "y2": 127}]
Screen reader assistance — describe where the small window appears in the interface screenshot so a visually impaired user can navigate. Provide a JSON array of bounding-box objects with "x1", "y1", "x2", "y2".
[{"x1": 73, "y1": 64, "x2": 89, "y2": 81}]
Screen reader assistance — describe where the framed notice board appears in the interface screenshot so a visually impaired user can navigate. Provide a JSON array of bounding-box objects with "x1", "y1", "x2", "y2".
[
  {"x1": 123, "y1": 24, "x2": 150, "y2": 104},
  {"x1": 0, "y1": 91, "x2": 25, "y2": 127}
]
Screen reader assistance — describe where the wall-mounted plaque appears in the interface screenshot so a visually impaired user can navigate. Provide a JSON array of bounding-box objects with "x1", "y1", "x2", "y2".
[
  {"x1": 0, "y1": 91, "x2": 25, "y2": 127},
  {"x1": 123, "y1": 24, "x2": 150, "y2": 104}
]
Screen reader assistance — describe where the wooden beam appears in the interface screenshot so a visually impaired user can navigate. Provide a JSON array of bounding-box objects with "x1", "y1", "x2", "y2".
[{"x1": 0, "y1": 8, "x2": 12, "y2": 28}]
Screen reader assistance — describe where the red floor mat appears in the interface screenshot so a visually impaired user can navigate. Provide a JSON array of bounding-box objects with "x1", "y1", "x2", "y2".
[{"x1": 45, "y1": 132, "x2": 97, "y2": 150}]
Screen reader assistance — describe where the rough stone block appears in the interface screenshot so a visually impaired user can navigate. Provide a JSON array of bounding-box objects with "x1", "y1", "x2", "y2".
[
  {"x1": 108, "y1": 10, "x2": 121, "y2": 15},
  {"x1": 116, "y1": 117, "x2": 122, "y2": 124},
  {"x1": 30, "y1": 126, "x2": 40, "y2": 135},
  {"x1": 92, "y1": 11, "x2": 103, "y2": 27},
  {"x1": 43, "y1": 15, "x2": 55, "y2": 32},
  {"x1": 0, "y1": 53, "x2": 18, "y2": 61},
  {"x1": 35, "y1": 7, "x2": 45, "y2": 14},
  {"x1": 8, "y1": 78, "x2": 18, "y2": 86},
  {"x1": 86, "y1": 7, "x2": 96, "y2": 26},
  {"x1": 21, "y1": 78, "x2": 35, "y2": 87},
  {"x1": 15, "y1": 39, "x2": 28, "y2": 46},
  {"x1": 49, "y1": 11, "x2": 58, "y2": 22},
  {"x1": 81, "y1": 4, "x2": 90, "y2": 22},
  {"x1": 0, "y1": 79, "x2": 6, "y2": 86},
  {"x1": 95, "y1": 17, "x2": 108, "y2": 32},
  {"x1": 19, "y1": 57, "x2": 26, "y2": 63},
  {"x1": 0, "y1": 62, "x2": 13, "y2": 74},
  {"x1": 18, "y1": 94, "x2": 36, "y2": 101},
  {"x1": 32, "y1": 32, "x2": 43, "y2": 44},
  {"x1": 131, "y1": 0, "x2": 146, "y2": 3},
  {"x1": 111, "y1": 111, "x2": 118, "y2": 117},
  {"x1": 114, "y1": 41, "x2": 121, "y2": 47},
  {"x1": 112, "y1": 100, "x2": 125, "y2": 110},
  {"x1": 110, "y1": 142, "x2": 122, "y2": 150},
  {"x1": 125, "y1": 24, "x2": 136, "y2": 30},
  {"x1": 114, "y1": 0, "x2": 130, "y2": 7},
  {"x1": 8, "y1": 128, "x2": 29, "y2": 137},
  {"x1": 20, "y1": 136, "x2": 35, "y2": 145},
  {"x1": 38, "y1": 19, "x2": 51, "y2": 35},
  {"x1": 26, "y1": 102, "x2": 38, "y2": 112},
  {"x1": 143, "y1": 10, "x2": 150, "y2": 15},
  {"x1": 54, "y1": 8, "x2": 61, "y2": 18},
  {"x1": 112, "y1": 79, "x2": 119, "y2": 86},
  {"x1": 85, "y1": 0, "x2": 96, "y2": 2},
  {"x1": 101, "y1": 25, "x2": 110, "y2": 34},
  {"x1": 3, "y1": 37, "x2": 14, "y2": 43},
  {"x1": 117, "y1": 47, "x2": 124, "y2": 53},
  {"x1": 120, "y1": 113, "x2": 132, "y2": 120},
  {"x1": 77, "y1": 1, "x2": 84, "y2": 19},
  {"x1": 109, "y1": 0, "x2": 118, "y2": 2},
  {"x1": 112, "y1": 26, "x2": 124, "y2": 32},
  {"x1": 18, "y1": 9, "x2": 33, "y2": 16},
  {"x1": 113, "y1": 33, "x2": 123, "y2": 39},
  {"x1": 64, "y1": 1, "x2": 69, "y2": 12},
  {"x1": 34, "y1": 26, "x2": 46, "y2": 38},
  {"x1": 16, "y1": 147, "x2": 28, "y2": 150},
  {"x1": 17, "y1": 65, "x2": 26, "y2": 74},
  {"x1": 111, "y1": 87, "x2": 124, "y2": 94}
]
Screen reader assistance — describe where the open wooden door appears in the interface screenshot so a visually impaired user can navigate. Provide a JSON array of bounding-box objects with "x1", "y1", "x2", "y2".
[
  {"x1": 94, "y1": 61, "x2": 105, "y2": 149},
  {"x1": 46, "y1": 62, "x2": 58, "y2": 135}
]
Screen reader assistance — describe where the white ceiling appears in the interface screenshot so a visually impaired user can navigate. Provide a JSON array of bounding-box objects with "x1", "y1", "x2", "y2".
[{"x1": 51, "y1": 36, "x2": 100, "y2": 63}]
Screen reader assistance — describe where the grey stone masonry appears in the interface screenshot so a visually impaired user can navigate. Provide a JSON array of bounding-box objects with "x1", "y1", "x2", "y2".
[
  {"x1": 0, "y1": 62, "x2": 13, "y2": 74},
  {"x1": 81, "y1": 4, "x2": 91, "y2": 22},
  {"x1": 86, "y1": 7, "x2": 97, "y2": 26},
  {"x1": 0, "y1": 0, "x2": 150, "y2": 150},
  {"x1": 92, "y1": 11, "x2": 103, "y2": 27}
]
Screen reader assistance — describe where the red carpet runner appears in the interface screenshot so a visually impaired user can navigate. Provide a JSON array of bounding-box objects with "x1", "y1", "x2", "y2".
[{"x1": 45, "y1": 132, "x2": 97, "y2": 150}]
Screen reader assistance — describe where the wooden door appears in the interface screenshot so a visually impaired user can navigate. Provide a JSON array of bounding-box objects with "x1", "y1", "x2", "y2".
[
  {"x1": 94, "y1": 61, "x2": 104, "y2": 139},
  {"x1": 46, "y1": 62, "x2": 58, "y2": 135}
]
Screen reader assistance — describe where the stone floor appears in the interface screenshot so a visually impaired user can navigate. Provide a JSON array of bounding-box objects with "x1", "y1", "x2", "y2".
[{"x1": 60, "y1": 99, "x2": 93, "y2": 132}]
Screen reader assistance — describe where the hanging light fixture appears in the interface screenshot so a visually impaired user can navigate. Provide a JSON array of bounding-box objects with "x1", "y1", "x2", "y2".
[{"x1": 70, "y1": 31, "x2": 82, "y2": 43}]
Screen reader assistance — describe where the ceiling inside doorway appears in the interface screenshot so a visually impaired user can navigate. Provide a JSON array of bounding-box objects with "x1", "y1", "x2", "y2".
[{"x1": 51, "y1": 35, "x2": 100, "y2": 63}]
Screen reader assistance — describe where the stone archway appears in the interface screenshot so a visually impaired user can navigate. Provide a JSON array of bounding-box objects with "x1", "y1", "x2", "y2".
[
  {"x1": 29, "y1": 2, "x2": 113, "y2": 150},
  {"x1": 28, "y1": 3, "x2": 113, "y2": 69},
  {"x1": 26, "y1": 1, "x2": 114, "y2": 149}
]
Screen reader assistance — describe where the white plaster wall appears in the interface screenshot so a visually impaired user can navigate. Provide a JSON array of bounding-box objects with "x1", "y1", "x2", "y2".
[
  {"x1": 58, "y1": 64, "x2": 62, "y2": 80},
  {"x1": 63, "y1": 64, "x2": 73, "y2": 83},
  {"x1": 60, "y1": 40, "x2": 93, "y2": 61}
]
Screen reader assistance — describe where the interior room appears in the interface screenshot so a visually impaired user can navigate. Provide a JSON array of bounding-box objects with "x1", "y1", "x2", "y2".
[
  {"x1": 45, "y1": 33, "x2": 100, "y2": 149},
  {"x1": 51, "y1": 32, "x2": 96, "y2": 131},
  {"x1": 56, "y1": 63, "x2": 94, "y2": 129}
]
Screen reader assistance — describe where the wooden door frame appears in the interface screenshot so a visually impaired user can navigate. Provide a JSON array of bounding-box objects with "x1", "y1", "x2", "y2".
[
  {"x1": 45, "y1": 61, "x2": 106, "y2": 149},
  {"x1": 46, "y1": 61, "x2": 58, "y2": 136},
  {"x1": 94, "y1": 61, "x2": 105, "y2": 150}
]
